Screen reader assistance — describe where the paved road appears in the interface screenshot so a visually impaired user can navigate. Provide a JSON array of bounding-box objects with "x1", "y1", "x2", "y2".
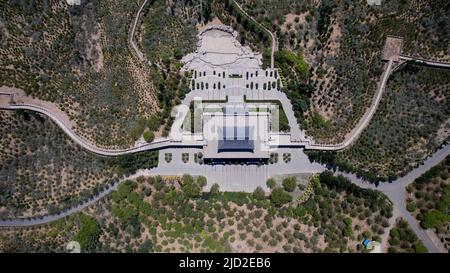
[
  {"x1": 232, "y1": 0, "x2": 278, "y2": 69},
  {"x1": 0, "y1": 147, "x2": 324, "y2": 227},
  {"x1": 336, "y1": 143, "x2": 450, "y2": 253},
  {"x1": 1, "y1": 144, "x2": 448, "y2": 252}
]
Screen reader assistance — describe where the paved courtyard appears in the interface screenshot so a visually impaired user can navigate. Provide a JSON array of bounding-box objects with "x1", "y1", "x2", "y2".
[
  {"x1": 149, "y1": 147, "x2": 325, "y2": 192},
  {"x1": 182, "y1": 24, "x2": 262, "y2": 70},
  {"x1": 382, "y1": 35, "x2": 403, "y2": 61}
]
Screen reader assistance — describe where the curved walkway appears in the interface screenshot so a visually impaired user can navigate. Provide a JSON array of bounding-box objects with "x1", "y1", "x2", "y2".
[
  {"x1": 306, "y1": 56, "x2": 450, "y2": 151},
  {"x1": 336, "y1": 143, "x2": 450, "y2": 253},
  {"x1": 0, "y1": 88, "x2": 201, "y2": 156},
  {"x1": 129, "y1": 0, "x2": 149, "y2": 63},
  {"x1": 232, "y1": 0, "x2": 278, "y2": 69},
  {"x1": 305, "y1": 59, "x2": 395, "y2": 150},
  {"x1": 0, "y1": 171, "x2": 152, "y2": 227},
  {"x1": 400, "y1": 55, "x2": 450, "y2": 69}
]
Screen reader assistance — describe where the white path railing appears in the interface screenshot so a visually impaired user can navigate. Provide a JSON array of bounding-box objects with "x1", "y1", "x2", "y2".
[{"x1": 399, "y1": 55, "x2": 450, "y2": 69}]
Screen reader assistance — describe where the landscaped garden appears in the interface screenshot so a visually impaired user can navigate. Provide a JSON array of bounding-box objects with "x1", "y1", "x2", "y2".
[
  {"x1": 194, "y1": 153, "x2": 204, "y2": 165},
  {"x1": 182, "y1": 153, "x2": 189, "y2": 164},
  {"x1": 164, "y1": 153, "x2": 173, "y2": 163},
  {"x1": 269, "y1": 153, "x2": 279, "y2": 164},
  {"x1": 283, "y1": 153, "x2": 292, "y2": 163}
]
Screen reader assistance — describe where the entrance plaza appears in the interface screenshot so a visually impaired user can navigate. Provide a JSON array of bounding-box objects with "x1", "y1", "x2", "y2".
[
  {"x1": 151, "y1": 147, "x2": 325, "y2": 192},
  {"x1": 165, "y1": 23, "x2": 316, "y2": 184}
]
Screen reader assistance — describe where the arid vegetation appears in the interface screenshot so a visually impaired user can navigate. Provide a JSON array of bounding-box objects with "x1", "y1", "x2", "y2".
[
  {"x1": 234, "y1": 0, "x2": 450, "y2": 145},
  {"x1": 0, "y1": 110, "x2": 158, "y2": 219},
  {"x1": 214, "y1": 0, "x2": 272, "y2": 54},
  {"x1": 1, "y1": 172, "x2": 394, "y2": 253},
  {"x1": 136, "y1": 0, "x2": 199, "y2": 137},
  {"x1": 406, "y1": 156, "x2": 450, "y2": 251},
  {"x1": 0, "y1": 215, "x2": 78, "y2": 252},
  {"x1": 387, "y1": 218, "x2": 428, "y2": 253},
  {"x1": 0, "y1": 0, "x2": 448, "y2": 254},
  {"x1": 307, "y1": 64, "x2": 450, "y2": 182},
  {"x1": 139, "y1": 0, "x2": 197, "y2": 64},
  {"x1": 0, "y1": 110, "x2": 117, "y2": 218}
]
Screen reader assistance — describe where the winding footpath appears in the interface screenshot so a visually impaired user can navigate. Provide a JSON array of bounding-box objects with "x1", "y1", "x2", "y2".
[
  {"x1": 1, "y1": 1, "x2": 450, "y2": 252},
  {"x1": 129, "y1": 0, "x2": 149, "y2": 64},
  {"x1": 306, "y1": 59, "x2": 394, "y2": 150},
  {"x1": 232, "y1": 0, "x2": 278, "y2": 69},
  {"x1": 400, "y1": 55, "x2": 450, "y2": 69},
  {"x1": 307, "y1": 56, "x2": 450, "y2": 151},
  {"x1": 0, "y1": 88, "x2": 202, "y2": 156}
]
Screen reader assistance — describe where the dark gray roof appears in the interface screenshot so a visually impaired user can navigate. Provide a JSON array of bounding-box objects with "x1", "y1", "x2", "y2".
[
  {"x1": 217, "y1": 126, "x2": 254, "y2": 152},
  {"x1": 218, "y1": 140, "x2": 254, "y2": 152}
]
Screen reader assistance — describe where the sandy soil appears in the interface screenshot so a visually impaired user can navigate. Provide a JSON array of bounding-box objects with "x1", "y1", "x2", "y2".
[
  {"x1": 183, "y1": 23, "x2": 262, "y2": 71},
  {"x1": 435, "y1": 117, "x2": 450, "y2": 145},
  {"x1": 89, "y1": 26, "x2": 104, "y2": 72},
  {"x1": 327, "y1": 17, "x2": 341, "y2": 56},
  {"x1": 197, "y1": 17, "x2": 225, "y2": 33},
  {"x1": 125, "y1": 55, "x2": 159, "y2": 114}
]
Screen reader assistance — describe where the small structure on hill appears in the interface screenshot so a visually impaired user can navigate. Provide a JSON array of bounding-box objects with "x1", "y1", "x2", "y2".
[
  {"x1": 382, "y1": 36, "x2": 404, "y2": 62},
  {"x1": 363, "y1": 238, "x2": 381, "y2": 253}
]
